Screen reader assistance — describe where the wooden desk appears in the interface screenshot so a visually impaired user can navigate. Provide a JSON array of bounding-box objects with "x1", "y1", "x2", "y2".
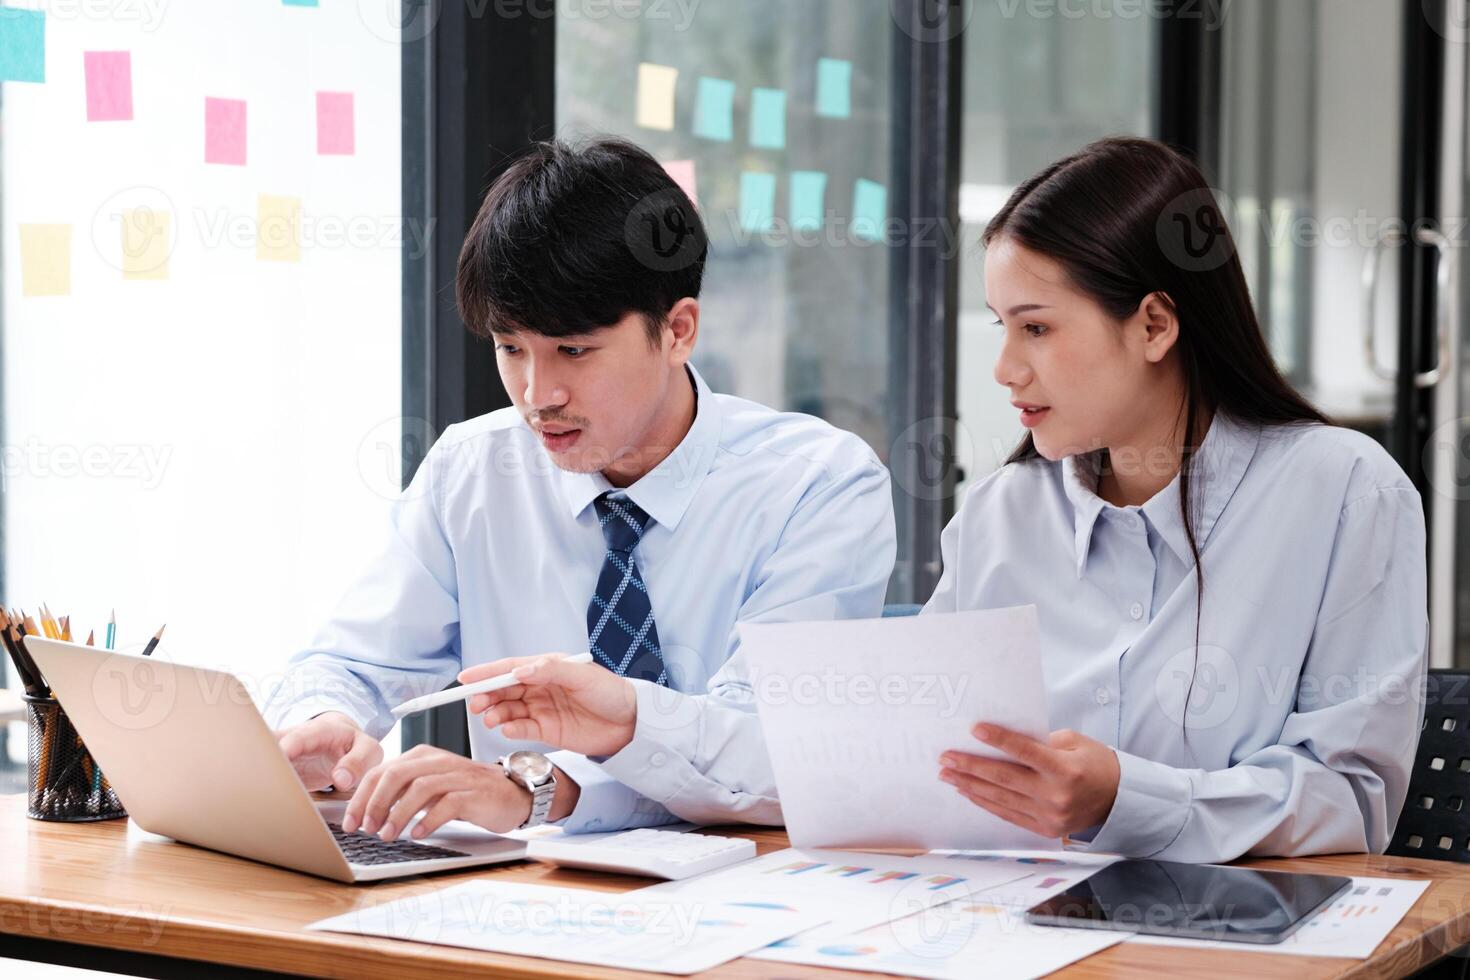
[{"x1": 3, "y1": 791, "x2": 1470, "y2": 979}]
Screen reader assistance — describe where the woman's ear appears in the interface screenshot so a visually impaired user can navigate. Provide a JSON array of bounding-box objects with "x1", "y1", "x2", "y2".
[{"x1": 1138, "y1": 291, "x2": 1180, "y2": 363}]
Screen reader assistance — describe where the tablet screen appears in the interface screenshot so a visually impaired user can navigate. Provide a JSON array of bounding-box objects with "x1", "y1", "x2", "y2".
[{"x1": 1024, "y1": 859, "x2": 1353, "y2": 944}]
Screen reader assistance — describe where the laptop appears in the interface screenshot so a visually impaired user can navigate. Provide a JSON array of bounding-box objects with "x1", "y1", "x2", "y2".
[{"x1": 25, "y1": 638, "x2": 527, "y2": 882}]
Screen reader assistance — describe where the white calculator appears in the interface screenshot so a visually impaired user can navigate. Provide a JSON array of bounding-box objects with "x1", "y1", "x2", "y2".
[{"x1": 525, "y1": 828, "x2": 756, "y2": 880}]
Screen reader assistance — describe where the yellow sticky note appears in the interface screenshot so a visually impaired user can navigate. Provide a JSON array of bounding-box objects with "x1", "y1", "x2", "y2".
[
  {"x1": 121, "y1": 208, "x2": 170, "y2": 280},
  {"x1": 636, "y1": 63, "x2": 678, "y2": 131},
  {"x1": 257, "y1": 194, "x2": 301, "y2": 262},
  {"x1": 20, "y1": 224, "x2": 71, "y2": 297}
]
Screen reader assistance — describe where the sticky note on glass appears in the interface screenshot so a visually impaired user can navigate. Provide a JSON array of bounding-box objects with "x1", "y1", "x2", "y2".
[
  {"x1": 84, "y1": 50, "x2": 132, "y2": 121},
  {"x1": 816, "y1": 58, "x2": 852, "y2": 119},
  {"x1": 636, "y1": 63, "x2": 678, "y2": 131},
  {"x1": 790, "y1": 171, "x2": 828, "y2": 232},
  {"x1": 20, "y1": 224, "x2": 71, "y2": 297},
  {"x1": 693, "y1": 76, "x2": 735, "y2": 142},
  {"x1": 316, "y1": 91, "x2": 355, "y2": 154},
  {"x1": 121, "y1": 208, "x2": 170, "y2": 280},
  {"x1": 205, "y1": 97, "x2": 246, "y2": 165},
  {"x1": 852, "y1": 178, "x2": 888, "y2": 242},
  {"x1": 739, "y1": 172, "x2": 777, "y2": 235},
  {"x1": 0, "y1": 7, "x2": 44, "y2": 83},
  {"x1": 663, "y1": 160, "x2": 698, "y2": 207},
  {"x1": 257, "y1": 194, "x2": 302, "y2": 262},
  {"x1": 750, "y1": 87, "x2": 786, "y2": 150},
  {"x1": 282, "y1": 0, "x2": 319, "y2": 6}
]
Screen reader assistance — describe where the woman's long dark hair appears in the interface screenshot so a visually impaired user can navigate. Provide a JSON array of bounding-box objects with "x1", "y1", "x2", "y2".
[{"x1": 984, "y1": 137, "x2": 1330, "y2": 746}]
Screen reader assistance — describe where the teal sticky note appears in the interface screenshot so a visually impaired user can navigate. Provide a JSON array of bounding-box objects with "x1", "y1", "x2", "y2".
[
  {"x1": 852, "y1": 178, "x2": 887, "y2": 241},
  {"x1": 0, "y1": 8, "x2": 45, "y2": 83},
  {"x1": 816, "y1": 58, "x2": 852, "y2": 119},
  {"x1": 693, "y1": 76, "x2": 736, "y2": 142},
  {"x1": 282, "y1": 0, "x2": 319, "y2": 6},
  {"x1": 739, "y1": 172, "x2": 777, "y2": 234},
  {"x1": 750, "y1": 87, "x2": 787, "y2": 150},
  {"x1": 790, "y1": 171, "x2": 828, "y2": 232}
]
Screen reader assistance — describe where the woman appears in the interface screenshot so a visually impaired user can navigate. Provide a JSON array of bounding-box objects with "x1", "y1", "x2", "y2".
[
  {"x1": 924, "y1": 136, "x2": 1425, "y2": 862},
  {"x1": 448, "y1": 138, "x2": 1426, "y2": 864}
]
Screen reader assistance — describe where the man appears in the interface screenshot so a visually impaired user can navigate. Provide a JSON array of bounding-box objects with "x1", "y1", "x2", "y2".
[{"x1": 265, "y1": 137, "x2": 895, "y2": 840}]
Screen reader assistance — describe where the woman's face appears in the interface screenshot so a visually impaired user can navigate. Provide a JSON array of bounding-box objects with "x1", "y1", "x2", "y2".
[{"x1": 984, "y1": 236, "x2": 1177, "y2": 462}]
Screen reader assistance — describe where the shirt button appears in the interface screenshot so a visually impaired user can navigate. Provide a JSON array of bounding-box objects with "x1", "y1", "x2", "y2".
[
  {"x1": 1129, "y1": 602, "x2": 1144, "y2": 620},
  {"x1": 1128, "y1": 514, "x2": 1141, "y2": 529},
  {"x1": 650, "y1": 752, "x2": 667, "y2": 767},
  {"x1": 1095, "y1": 688, "x2": 1111, "y2": 705}
]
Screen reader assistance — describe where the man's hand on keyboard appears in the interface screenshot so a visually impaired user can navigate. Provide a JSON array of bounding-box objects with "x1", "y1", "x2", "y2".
[
  {"x1": 459, "y1": 654, "x2": 638, "y2": 757},
  {"x1": 340, "y1": 743, "x2": 580, "y2": 841},
  {"x1": 276, "y1": 711, "x2": 383, "y2": 792}
]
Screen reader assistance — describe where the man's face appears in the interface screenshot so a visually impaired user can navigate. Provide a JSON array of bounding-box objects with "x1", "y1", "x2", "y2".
[{"x1": 492, "y1": 312, "x2": 676, "y2": 475}]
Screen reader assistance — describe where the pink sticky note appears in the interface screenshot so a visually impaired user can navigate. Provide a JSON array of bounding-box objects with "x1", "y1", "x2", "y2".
[
  {"x1": 663, "y1": 159, "x2": 698, "y2": 207},
  {"x1": 84, "y1": 51, "x2": 133, "y2": 121},
  {"x1": 204, "y1": 97, "x2": 247, "y2": 165},
  {"x1": 316, "y1": 91, "x2": 354, "y2": 155}
]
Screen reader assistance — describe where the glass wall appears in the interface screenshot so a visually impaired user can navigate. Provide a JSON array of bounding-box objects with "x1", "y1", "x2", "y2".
[
  {"x1": 954, "y1": 2, "x2": 1157, "y2": 496},
  {"x1": 1, "y1": 2, "x2": 404, "y2": 759},
  {"x1": 558, "y1": 2, "x2": 895, "y2": 454}
]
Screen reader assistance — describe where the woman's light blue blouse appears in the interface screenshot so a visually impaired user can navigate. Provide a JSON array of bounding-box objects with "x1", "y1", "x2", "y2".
[{"x1": 925, "y1": 412, "x2": 1428, "y2": 863}]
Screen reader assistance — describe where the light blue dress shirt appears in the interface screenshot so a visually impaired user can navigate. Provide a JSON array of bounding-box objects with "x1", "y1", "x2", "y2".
[
  {"x1": 262, "y1": 365, "x2": 896, "y2": 833},
  {"x1": 925, "y1": 411, "x2": 1428, "y2": 863}
]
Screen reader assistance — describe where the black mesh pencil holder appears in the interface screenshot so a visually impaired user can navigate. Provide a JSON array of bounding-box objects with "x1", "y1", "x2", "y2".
[{"x1": 24, "y1": 695, "x2": 126, "y2": 822}]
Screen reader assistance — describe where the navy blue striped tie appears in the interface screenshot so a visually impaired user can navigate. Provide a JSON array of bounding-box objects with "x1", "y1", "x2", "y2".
[{"x1": 587, "y1": 493, "x2": 668, "y2": 684}]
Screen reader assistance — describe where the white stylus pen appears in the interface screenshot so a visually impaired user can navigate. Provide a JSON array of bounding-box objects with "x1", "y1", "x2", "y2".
[{"x1": 389, "y1": 651, "x2": 595, "y2": 719}]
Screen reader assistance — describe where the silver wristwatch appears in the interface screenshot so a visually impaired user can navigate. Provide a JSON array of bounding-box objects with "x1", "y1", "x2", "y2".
[{"x1": 499, "y1": 750, "x2": 556, "y2": 830}]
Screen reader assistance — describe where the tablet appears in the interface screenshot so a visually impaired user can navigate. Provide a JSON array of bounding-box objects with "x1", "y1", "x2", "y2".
[{"x1": 1024, "y1": 859, "x2": 1353, "y2": 944}]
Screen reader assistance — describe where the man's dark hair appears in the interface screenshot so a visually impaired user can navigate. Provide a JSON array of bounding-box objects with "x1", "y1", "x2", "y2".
[{"x1": 456, "y1": 137, "x2": 708, "y2": 345}]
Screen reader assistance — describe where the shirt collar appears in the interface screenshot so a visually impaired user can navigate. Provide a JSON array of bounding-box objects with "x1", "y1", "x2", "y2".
[
  {"x1": 554, "y1": 363, "x2": 722, "y2": 533},
  {"x1": 1061, "y1": 410, "x2": 1261, "y2": 577}
]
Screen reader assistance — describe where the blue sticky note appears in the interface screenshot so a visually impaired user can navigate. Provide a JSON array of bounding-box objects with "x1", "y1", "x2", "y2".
[
  {"x1": 693, "y1": 76, "x2": 736, "y2": 142},
  {"x1": 816, "y1": 58, "x2": 852, "y2": 119},
  {"x1": 739, "y1": 172, "x2": 778, "y2": 234},
  {"x1": 852, "y1": 179, "x2": 887, "y2": 241},
  {"x1": 790, "y1": 171, "x2": 828, "y2": 232},
  {"x1": 0, "y1": 8, "x2": 45, "y2": 83},
  {"x1": 750, "y1": 87, "x2": 787, "y2": 150}
]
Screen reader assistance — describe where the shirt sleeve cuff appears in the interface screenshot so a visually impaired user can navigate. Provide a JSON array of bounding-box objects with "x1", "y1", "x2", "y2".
[
  {"x1": 595, "y1": 679, "x2": 701, "y2": 802},
  {"x1": 548, "y1": 749, "x2": 677, "y2": 834},
  {"x1": 262, "y1": 692, "x2": 375, "y2": 735},
  {"x1": 1085, "y1": 748, "x2": 1193, "y2": 857}
]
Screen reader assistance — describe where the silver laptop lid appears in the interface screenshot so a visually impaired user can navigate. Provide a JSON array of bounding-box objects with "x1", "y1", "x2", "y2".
[{"x1": 24, "y1": 638, "x2": 352, "y2": 882}]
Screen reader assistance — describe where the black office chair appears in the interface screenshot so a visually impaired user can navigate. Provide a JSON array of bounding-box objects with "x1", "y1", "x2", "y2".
[{"x1": 1387, "y1": 670, "x2": 1470, "y2": 863}]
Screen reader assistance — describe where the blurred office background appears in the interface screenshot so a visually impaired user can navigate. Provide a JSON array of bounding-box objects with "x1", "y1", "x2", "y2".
[{"x1": 1, "y1": 0, "x2": 1467, "y2": 768}]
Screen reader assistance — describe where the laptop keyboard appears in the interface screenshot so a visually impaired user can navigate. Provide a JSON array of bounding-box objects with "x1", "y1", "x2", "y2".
[{"x1": 326, "y1": 821, "x2": 471, "y2": 866}]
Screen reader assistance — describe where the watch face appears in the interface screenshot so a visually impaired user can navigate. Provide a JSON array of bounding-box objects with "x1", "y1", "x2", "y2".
[{"x1": 506, "y1": 750, "x2": 553, "y2": 784}]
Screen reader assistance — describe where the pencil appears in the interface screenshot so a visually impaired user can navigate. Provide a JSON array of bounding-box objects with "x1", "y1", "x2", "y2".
[
  {"x1": 140, "y1": 624, "x2": 165, "y2": 658},
  {"x1": 4, "y1": 622, "x2": 44, "y2": 699},
  {"x1": 0, "y1": 612, "x2": 39, "y2": 697},
  {"x1": 85, "y1": 630, "x2": 95, "y2": 647},
  {"x1": 105, "y1": 611, "x2": 115, "y2": 651},
  {"x1": 59, "y1": 615, "x2": 71, "y2": 643}
]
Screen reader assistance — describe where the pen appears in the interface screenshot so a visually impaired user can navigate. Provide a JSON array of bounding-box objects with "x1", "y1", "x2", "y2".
[{"x1": 390, "y1": 652, "x2": 595, "y2": 719}]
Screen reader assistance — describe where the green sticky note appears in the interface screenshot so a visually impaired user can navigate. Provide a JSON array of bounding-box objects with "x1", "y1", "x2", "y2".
[
  {"x1": 852, "y1": 178, "x2": 887, "y2": 241},
  {"x1": 693, "y1": 76, "x2": 736, "y2": 141},
  {"x1": 739, "y1": 172, "x2": 777, "y2": 234},
  {"x1": 0, "y1": 8, "x2": 45, "y2": 83},
  {"x1": 816, "y1": 58, "x2": 852, "y2": 119},
  {"x1": 790, "y1": 171, "x2": 828, "y2": 232},
  {"x1": 750, "y1": 87, "x2": 786, "y2": 150}
]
